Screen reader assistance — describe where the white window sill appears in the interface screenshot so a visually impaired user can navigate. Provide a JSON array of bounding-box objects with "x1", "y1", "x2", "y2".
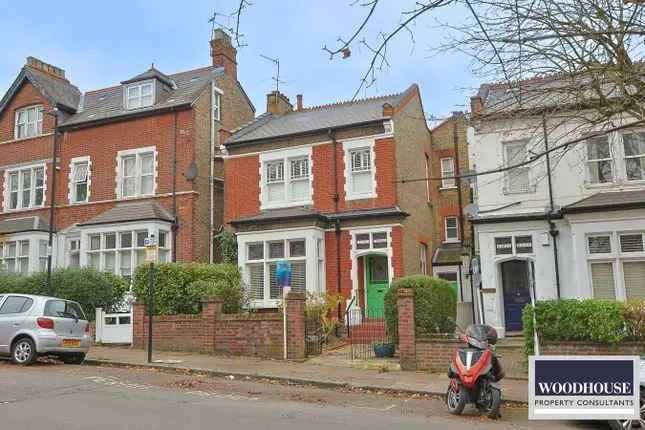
[
  {"x1": 249, "y1": 299, "x2": 281, "y2": 309},
  {"x1": 346, "y1": 192, "x2": 377, "y2": 201},
  {"x1": 3, "y1": 205, "x2": 46, "y2": 214},
  {"x1": 260, "y1": 199, "x2": 314, "y2": 211},
  {"x1": 439, "y1": 186, "x2": 457, "y2": 191},
  {"x1": 443, "y1": 239, "x2": 461, "y2": 244},
  {"x1": 70, "y1": 200, "x2": 89, "y2": 205},
  {"x1": 584, "y1": 181, "x2": 617, "y2": 189},
  {"x1": 118, "y1": 194, "x2": 155, "y2": 201},
  {"x1": 11, "y1": 134, "x2": 48, "y2": 143}
]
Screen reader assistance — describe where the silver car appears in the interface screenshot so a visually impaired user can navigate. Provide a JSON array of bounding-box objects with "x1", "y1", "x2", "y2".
[{"x1": 0, "y1": 294, "x2": 91, "y2": 365}]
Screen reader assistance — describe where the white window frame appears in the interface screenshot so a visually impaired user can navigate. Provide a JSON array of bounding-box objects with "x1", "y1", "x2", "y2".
[
  {"x1": 80, "y1": 222, "x2": 172, "y2": 277},
  {"x1": 440, "y1": 157, "x2": 456, "y2": 189},
  {"x1": 3, "y1": 163, "x2": 46, "y2": 211},
  {"x1": 621, "y1": 131, "x2": 645, "y2": 182},
  {"x1": 585, "y1": 135, "x2": 614, "y2": 185},
  {"x1": 344, "y1": 139, "x2": 377, "y2": 200},
  {"x1": 68, "y1": 156, "x2": 91, "y2": 204},
  {"x1": 259, "y1": 147, "x2": 313, "y2": 210},
  {"x1": 0, "y1": 232, "x2": 49, "y2": 275},
  {"x1": 419, "y1": 242, "x2": 428, "y2": 275},
  {"x1": 14, "y1": 105, "x2": 44, "y2": 139},
  {"x1": 503, "y1": 140, "x2": 531, "y2": 194},
  {"x1": 444, "y1": 216, "x2": 459, "y2": 243},
  {"x1": 585, "y1": 231, "x2": 645, "y2": 301},
  {"x1": 237, "y1": 228, "x2": 324, "y2": 308},
  {"x1": 493, "y1": 234, "x2": 536, "y2": 257},
  {"x1": 115, "y1": 147, "x2": 157, "y2": 199},
  {"x1": 212, "y1": 85, "x2": 222, "y2": 122},
  {"x1": 125, "y1": 81, "x2": 155, "y2": 110}
]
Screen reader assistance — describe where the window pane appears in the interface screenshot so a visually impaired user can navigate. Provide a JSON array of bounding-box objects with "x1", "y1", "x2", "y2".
[
  {"x1": 351, "y1": 150, "x2": 370, "y2": 172},
  {"x1": 267, "y1": 182, "x2": 285, "y2": 202},
  {"x1": 247, "y1": 263, "x2": 264, "y2": 300},
  {"x1": 136, "y1": 232, "x2": 148, "y2": 247},
  {"x1": 89, "y1": 235, "x2": 101, "y2": 250},
  {"x1": 104, "y1": 252, "x2": 116, "y2": 273},
  {"x1": 590, "y1": 262, "x2": 615, "y2": 299},
  {"x1": 291, "y1": 261, "x2": 306, "y2": 294},
  {"x1": 141, "y1": 153, "x2": 154, "y2": 174},
  {"x1": 623, "y1": 261, "x2": 645, "y2": 300},
  {"x1": 266, "y1": 161, "x2": 284, "y2": 182},
  {"x1": 247, "y1": 243, "x2": 264, "y2": 260},
  {"x1": 620, "y1": 234, "x2": 644, "y2": 253},
  {"x1": 515, "y1": 235, "x2": 533, "y2": 254},
  {"x1": 120, "y1": 232, "x2": 132, "y2": 248},
  {"x1": 104, "y1": 233, "x2": 116, "y2": 249},
  {"x1": 351, "y1": 171, "x2": 372, "y2": 194},
  {"x1": 123, "y1": 156, "x2": 136, "y2": 176},
  {"x1": 38, "y1": 240, "x2": 47, "y2": 257},
  {"x1": 372, "y1": 232, "x2": 387, "y2": 249},
  {"x1": 495, "y1": 237, "x2": 513, "y2": 255},
  {"x1": 158, "y1": 231, "x2": 167, "y2": 248},
  {"x1": 289, "y1": 240, "x2": 306, "y2": 257},
  {"x1": 7, "y1": 243, "x2": 16, "y2": 257},
  {"x1": 625, "y1": 158, "x2": 644, "y2": 181},
  {"x1": 624, "y1": 133, "x2": 645, "y2": 156},
  {"x1": 19, "y1": 241, "x2": 29, "y2": 257},
  {"x1": 355, "y1": 233, "x2": 370, "y2": 250},
  {"x1": 141, "y1": 176, "x2": 154, "y2": 195},
  {"x1": 289, "y1": 179, "x2": 309, "y2": 201},
  {"x1": 123, "y1": 177, "x2": 136, "y2": 197},
  {"x1": 290, "y1": 158, "x2": 308, "y2": 179},
  {"x1": 268, "y1": 241, "x2": 284, "y2": 259},
  {"x1": 88, "y1": 253, "x2": 100, "y2": 270},
  {"x1": 75, "y1": 183, "x2": 88, "y2": 202},
  {"x1": 73, "y1": 162, "x2": 89, "y2": 182},
  {"x1": 588, "y1": 160, "x2": 613, "y2": 183},
  {"x1": 120, "y1": 250, "x2": 132, "y2": 277},
  {"x1": 588, "y1": 236, "x2": 611, "y2": 254},
  {"x1": 587, "y1": 136, "x2": 610, "y2": 159},
  {"x1": 268, "y1": 263, "x2": 281, "y2": 299}
]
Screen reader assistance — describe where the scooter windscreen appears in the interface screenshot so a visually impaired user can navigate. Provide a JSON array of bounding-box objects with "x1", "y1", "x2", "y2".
[{"x1": 464, "y1": 324, "x2": 498, "y2": 346}]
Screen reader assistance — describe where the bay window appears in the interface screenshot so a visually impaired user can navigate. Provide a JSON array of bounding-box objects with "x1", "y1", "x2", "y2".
[{"x1": 0, "y1": 240, "x2": 29, "y2": 274}]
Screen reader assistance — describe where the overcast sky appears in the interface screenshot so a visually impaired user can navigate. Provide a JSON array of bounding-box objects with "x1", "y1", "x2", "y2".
[{"x1": 0, "y1": 1, "x2": 479, "y2": 121}]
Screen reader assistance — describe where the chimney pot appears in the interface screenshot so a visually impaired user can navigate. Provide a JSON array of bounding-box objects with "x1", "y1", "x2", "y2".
[
  {"x1": 296, "y1": 94, "x2": 303, "y2": 111},
  {"x1": 210, "y1": 28, "x2": 237, "y2": 80}
]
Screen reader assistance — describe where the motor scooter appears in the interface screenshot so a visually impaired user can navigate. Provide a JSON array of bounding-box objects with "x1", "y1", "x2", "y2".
[{"x1": 446, "y1": 324, "x2": 504, "y2": 419}]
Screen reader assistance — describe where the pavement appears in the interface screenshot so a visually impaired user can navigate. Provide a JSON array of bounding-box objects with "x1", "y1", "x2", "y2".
[
  {"x1": 87, "y1": 345, "x2": 530, "y2": 404},
  {"x1": 0, "y1": 359, "x2": 597, "y2": 429}
]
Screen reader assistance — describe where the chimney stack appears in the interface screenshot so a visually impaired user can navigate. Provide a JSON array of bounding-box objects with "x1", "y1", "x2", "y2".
[
  {"x1": 470, "y1": 96, "x2": 482, "y2": 117},
  {"x1": 266, "y1": 91, "x2": 292, "y2": 116},
  {"x1": 296, "y1": 94, "x2": 303, "y2": 111},
  {"x1": 25, "y1": 57, "x2": 67, "y2": 81},
  {"x1": 210, "y1": 29, "x2": 237, "y2": 80}
]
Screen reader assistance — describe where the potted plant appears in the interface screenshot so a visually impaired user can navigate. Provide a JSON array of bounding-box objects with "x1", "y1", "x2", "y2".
[{"x1": 373, "y1": 341, "x2": 395, "y2": 358}]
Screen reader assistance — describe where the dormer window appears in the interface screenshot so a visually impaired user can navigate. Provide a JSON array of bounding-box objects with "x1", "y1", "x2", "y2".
[{"x1": 126, "y1": 81, "x2": 154, "y2": 110}]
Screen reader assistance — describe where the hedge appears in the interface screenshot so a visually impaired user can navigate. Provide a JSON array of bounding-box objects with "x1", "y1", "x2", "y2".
[
  {"x1": 384, "y1": 275, "x2": 456, "y2": 343},
  {"x1": 0, "y1": 268, "x2": 129, "y2": 321},
  {"x1": 522, "y1": 299, "x2": 645, "y2": 356},
  {"x1": 132, "y1": 263, "x2": 244, "y2": 314}
]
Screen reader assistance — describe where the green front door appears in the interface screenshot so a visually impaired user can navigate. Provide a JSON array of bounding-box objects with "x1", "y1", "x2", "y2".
[{"x1": 366, "y1": 255, "x2": 389, "y2": 318}]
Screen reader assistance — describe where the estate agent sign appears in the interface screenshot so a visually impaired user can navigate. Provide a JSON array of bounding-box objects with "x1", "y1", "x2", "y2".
[{"x1": 529, "y1": 356, "x2": 641, "y2": 420}]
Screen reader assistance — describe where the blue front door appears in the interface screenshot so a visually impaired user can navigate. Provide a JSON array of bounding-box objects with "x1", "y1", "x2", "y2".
[{"x1": 501, "y1": 260, "x2": 531, "y2": 332}]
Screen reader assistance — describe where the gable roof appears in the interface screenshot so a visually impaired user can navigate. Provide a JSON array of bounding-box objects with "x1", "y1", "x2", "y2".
[
  {"x1": 78, "y1": 201, "x2": 174, "y2": 226},
  {"x1": 0, "y1": 66, "x2": 81, "y2": 116},
  {"x1": 226, "y1": 85, "x2": 417, "y2": 145},
  {"x1": 61, "y1": 66, "x2": 224, "y2": 128}
]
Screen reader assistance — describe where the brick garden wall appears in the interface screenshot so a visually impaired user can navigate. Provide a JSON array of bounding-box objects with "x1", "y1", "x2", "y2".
[
  {"x1": 132, "y1": 293, "x2": 306, "y2": 359},
  {"x1": 541, "y1": 341, "x2": 645, "y2": 356}
]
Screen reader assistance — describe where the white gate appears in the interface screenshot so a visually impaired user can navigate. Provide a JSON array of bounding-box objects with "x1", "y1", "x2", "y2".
[{"x1": 95, "y1": 308, "x2": 133, "y2": 344}]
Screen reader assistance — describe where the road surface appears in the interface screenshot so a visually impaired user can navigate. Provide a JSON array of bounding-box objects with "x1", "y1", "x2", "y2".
[{"x1": 0, "y1": 359, "x2": 604, "y2": 430}]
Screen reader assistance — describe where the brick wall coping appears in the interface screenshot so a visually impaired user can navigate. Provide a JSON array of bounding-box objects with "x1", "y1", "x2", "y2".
[
  {"x1": 416, "y1": 335, "x2": 461, "y2": 344},
  {"x1": 220, "y1": 313, "x2": 283, "y2": 321},
  {"x1": 285, "y1": 291, "x2": 306, "y2": 301},
  {"x1": 144, "y1": 314, "x2": 202, "y2": 321}
]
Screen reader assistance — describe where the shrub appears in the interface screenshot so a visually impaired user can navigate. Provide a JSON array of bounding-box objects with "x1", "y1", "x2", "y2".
[
  {"x1": 132, "y1": 263, "x2": 243, "y2": 315},
  {"x1": 305, "y1": 292, "x2": 345, "y2": 340},
  {"x1": 0, "y1": 268, "x2": 128, "y2": 321},
  {"x1": 624, "y1": 300, "x2": 645, "y2": 341},
  {"x1": 522, "y1": 299, "x2": 627, "y2": 356},
  {"x1": 384, "y1": 275, "x2": 456, "y2": 343}
]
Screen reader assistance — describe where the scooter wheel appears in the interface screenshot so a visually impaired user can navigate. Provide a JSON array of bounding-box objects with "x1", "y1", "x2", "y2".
[
  {"x1": 480, "y1": 386, "x2": 502, "y2": 419},
  {"x1": 446, "y1": 382, "x2": 467, "y2": 415}
]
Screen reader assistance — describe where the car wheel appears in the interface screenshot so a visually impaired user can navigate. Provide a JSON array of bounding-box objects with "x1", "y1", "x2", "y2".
[
  {"x1": 608, "y1": 391, "x2": 645, "y2": 429},
  {"x1": 61, "y1": 353, "x2": 86, "y2": 365},
  {"x1": 11, "y1": 337, "x2": 37, "y2": 365}
]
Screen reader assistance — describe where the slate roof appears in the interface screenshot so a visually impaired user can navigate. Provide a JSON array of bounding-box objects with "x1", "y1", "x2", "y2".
[
  {"x1": 229, "y1": 206, "x2": 408, "y2": 226},
  {"x1": 121, "y1": 67, "x2": 175, "y2": 88},
  {"x1": 226, "y1": 85, "x2": 416, "y2": 145},
  {"x1": 78, "y1": 201, "x2": 174, "y2": 226},
  {"x1": 0, "y1": 216, "x2": 50, "y2": 235},
  {"x1": 563, "y1": 189, "x2": 645, "y2": 213},
  {"x1": 0, "y1": 66, "x2": 81, "y2": 116},
  {"x1": 62, "y1": 66, "x2": 224, "y2": 127}
]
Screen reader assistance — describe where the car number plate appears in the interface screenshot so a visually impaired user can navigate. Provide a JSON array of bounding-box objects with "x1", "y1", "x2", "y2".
[{"x1": 62, "y1": 339, "x2": 81, "y2": 348}]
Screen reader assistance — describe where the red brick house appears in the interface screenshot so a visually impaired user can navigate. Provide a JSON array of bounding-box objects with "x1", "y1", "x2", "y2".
[
  {"x1": 0, "y1": 29, "x2": 254, "y2": 277},
  {"x1": 223, "y1": 86, "x2": 433, "y2": 318}
]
